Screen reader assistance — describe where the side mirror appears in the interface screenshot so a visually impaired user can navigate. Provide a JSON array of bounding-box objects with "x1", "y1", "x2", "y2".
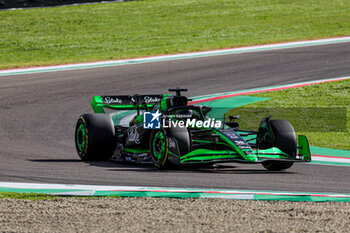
[{"x1": 229, "y1": 115, "x2": 240, "y2": 121}]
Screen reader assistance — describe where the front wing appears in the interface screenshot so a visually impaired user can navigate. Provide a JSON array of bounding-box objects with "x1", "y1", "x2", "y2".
[{"x1": 167, "y1": 135, "x2": 311, "y2": 165}]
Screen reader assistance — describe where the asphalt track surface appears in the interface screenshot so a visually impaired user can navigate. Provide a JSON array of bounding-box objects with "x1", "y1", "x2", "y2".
[{"x1": 1, "y1": 42, "x2": 350, "y2": 193}]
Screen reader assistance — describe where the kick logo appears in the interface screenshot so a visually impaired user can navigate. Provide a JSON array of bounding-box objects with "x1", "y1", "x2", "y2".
[{"x1": 143, "y1": 110, "x2": 161, "y2": 129}]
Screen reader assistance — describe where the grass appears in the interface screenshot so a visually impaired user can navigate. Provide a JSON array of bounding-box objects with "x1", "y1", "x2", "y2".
[
  {"x1": 228, "y1": 79, "x2": 350, "y2": 150},
  {"x1": 1, "y1": 0, "x2": 350, "y2": 69},
  {"x1": 0, "y1": 192, "x2": 59, "y2": 200},
  {"x1": 0, "y1": 192, "x2": 123, "y2": 200}
]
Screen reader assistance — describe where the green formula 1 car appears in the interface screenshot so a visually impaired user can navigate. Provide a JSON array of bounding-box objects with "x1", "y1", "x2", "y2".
[{"x1": 75, "y1": 88, "x2": 311, "y2": 171}]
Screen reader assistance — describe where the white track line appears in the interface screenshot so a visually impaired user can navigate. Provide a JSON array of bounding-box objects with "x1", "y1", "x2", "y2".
[{"x1": 1, "y1": 36, "x2": 350, "y2": 76}]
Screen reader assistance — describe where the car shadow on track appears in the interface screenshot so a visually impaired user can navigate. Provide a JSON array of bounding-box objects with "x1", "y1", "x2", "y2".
[
  {"x1": 105, "y1": 163, "x2": 294, "y2": 174},
  {"x1": 28, "y1": 159, "x2": 119, "y2": 168},
  {"x1": 28, "y1": 159, "x2": 293, "y2": 174},
  {"x1": 29, "y1": 159, "x2": 82, "y2": 162},
  {"x1": 106, "y1": 168, "x2": 293, "y2": 175}
]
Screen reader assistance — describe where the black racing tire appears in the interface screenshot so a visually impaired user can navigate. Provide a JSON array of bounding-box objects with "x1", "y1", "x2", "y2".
[
  {"x1": 165, "y1": 126, "x2": 191, "y2": 156},
  {"x1": 75, "y1": 113, "x2": 116, "y2": 161},
  {"x1": 150, "y1": 127, "x2": 191, "y2": 169},
  {"x1": 262, "y1": 119, "x2": 296, "y2": 171}
]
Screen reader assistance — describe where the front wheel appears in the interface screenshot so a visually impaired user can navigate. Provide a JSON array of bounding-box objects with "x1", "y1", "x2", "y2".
[{"x1": 262, "y1": 119, "x2": 296, "y2": 171}]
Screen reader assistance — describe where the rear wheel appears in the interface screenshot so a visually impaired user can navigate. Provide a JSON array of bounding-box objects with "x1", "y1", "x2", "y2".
[
  {"x1": 262, "y1": 120, "x2": 296, "y2": 171},
  {"x1": 75, "y1": 114, "x2": 116, "y2": 161}
]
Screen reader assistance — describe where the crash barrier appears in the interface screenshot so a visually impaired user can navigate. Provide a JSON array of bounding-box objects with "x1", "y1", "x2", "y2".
[{"x1": 0, "y1": 0, "x2": 134, "y2": 9}]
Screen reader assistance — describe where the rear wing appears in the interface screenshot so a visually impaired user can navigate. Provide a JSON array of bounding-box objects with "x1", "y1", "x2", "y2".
[{"x1": 91, "y1": 95, "x2": 164, "y2": 113}]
